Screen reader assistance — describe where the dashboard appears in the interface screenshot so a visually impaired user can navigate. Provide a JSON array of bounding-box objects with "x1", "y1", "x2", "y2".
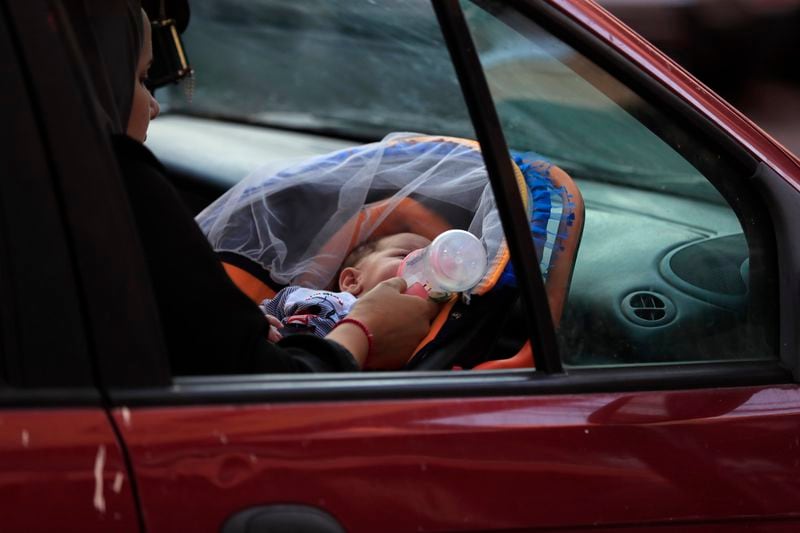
[{"x1": 561, "y1": 180, "x2": 751, "y2": 366}]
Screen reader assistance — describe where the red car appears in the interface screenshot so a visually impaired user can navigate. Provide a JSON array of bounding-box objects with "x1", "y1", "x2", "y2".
[{"x1": 2, "y1": 0, "x2": 799, "y2": 531}]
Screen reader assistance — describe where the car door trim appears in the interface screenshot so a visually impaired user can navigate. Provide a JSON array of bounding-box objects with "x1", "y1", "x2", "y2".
[
  {"x1": 0, "y1": 387, "x2": 102, "y2": 407},
  {"x1": 109, "y1": 360, "x2": 790, "y2": 406}
]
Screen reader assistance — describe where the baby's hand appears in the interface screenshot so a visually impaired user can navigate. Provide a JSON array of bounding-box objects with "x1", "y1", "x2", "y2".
[{"x1": 265, "y1": 314, "x2": 283, "y2": 343}]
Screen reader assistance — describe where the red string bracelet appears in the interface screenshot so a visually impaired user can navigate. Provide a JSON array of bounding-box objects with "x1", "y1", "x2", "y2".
[{"x1": 333, "y1": 318, "x2": 374, "y2": 366}]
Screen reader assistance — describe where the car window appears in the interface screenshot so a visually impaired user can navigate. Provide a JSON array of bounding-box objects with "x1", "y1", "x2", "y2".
[
  {"x1": 156, "y1": 0, "x2": 778, "y2": 375},
  {"x1": 158, "y1": 0, "x2": 540, "y2": 375},
  {"x1": 461, "y1": 0, "x2": 777, "y2": 367},
  {"x1": 162, "y1": 0, "x2": 473, "y2": 140}
]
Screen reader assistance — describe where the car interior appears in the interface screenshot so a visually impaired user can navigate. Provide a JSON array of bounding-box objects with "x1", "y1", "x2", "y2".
[{"x1": 141, "y1": 0, "x2": 776, "y2": 374}]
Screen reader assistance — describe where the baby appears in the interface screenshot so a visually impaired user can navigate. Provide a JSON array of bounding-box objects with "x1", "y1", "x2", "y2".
[{"x1": 261, "y1": 233, "x2": 431, "y2": 340}]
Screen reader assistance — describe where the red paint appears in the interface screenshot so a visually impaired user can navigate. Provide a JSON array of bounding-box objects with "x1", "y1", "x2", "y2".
[
  {"x1": 549, "y1": 0, "x2": 800, "y2": 189},
  {"x1": 0, "y1": 409, "x2": 139, "y2": 532},
  {"x1": 6, "y1": 2, "x2": 800, "y2": 532},
  {"x1": 118, "y1": 385, "x2": 800, "y2": 532}
]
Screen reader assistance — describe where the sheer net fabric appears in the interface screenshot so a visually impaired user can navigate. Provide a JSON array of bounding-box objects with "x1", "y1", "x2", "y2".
[{"x1": 197, "y1": 132, "x2": 548, "y2": 294}]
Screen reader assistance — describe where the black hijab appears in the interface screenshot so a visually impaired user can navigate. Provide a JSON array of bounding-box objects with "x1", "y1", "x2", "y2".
[
  {"x1": 63, "y1": 0, "x2": 143, "y2": 134},
  {"x1": 61, "y1": 0, "x2": 360, "y2": 374}
]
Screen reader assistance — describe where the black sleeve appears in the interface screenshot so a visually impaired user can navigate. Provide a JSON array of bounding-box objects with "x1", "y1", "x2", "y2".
[{"x1": 111, "y1": 134, "x2": 359, "y2": 374}]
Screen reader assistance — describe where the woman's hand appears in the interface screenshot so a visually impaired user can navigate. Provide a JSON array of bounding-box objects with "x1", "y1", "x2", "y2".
[{"x1": 327, "y1": 277, "x2": 439, "y2": 369}]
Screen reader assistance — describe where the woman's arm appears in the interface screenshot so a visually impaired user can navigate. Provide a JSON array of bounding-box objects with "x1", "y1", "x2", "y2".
[{"x1": 327, "y1": 278, "x2": 439, "y2": 369}]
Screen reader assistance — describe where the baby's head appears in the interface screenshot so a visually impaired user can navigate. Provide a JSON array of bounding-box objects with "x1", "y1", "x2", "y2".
[{"x1": 338, "y1": 233, "x2": 431, "y2": 296}]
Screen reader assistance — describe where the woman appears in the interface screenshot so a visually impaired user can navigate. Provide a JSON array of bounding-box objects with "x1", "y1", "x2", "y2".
[{"x1": 64, "y1": 0, "x2": 438, "y2": 373}]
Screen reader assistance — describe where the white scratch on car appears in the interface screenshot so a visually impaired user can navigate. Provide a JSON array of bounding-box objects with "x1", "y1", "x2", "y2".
[
  {"x1": 93, "y1": 445, "x2": 107, "y2": 513},
  {"x1": 121, "y1": 407, "x2": 132, "y2": 427},
  {"x1": 112, "y1": 471, "x2": 124, "y2": 494},
  {"x1": 21, "y1": 430, "x2": 30, "y2": 447}
]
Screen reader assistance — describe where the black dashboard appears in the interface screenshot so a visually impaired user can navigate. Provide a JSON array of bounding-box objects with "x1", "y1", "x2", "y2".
[{"x1": 560, "y1": 180, "x2": 755, "y2": 366}]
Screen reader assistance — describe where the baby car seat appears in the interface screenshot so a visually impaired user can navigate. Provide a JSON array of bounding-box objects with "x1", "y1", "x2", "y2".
[{"x1": 196, "y1": 133, "x2": 584, "y2": 370}]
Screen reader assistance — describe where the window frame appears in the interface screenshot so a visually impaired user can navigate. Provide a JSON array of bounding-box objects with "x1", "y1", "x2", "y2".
[
  {"x1": 507, "y1": 0, "x2": 797, "y2": 375},
  {"x1": 116, "y1": 0, "x2": 794, "y2": 407},
  {"x1": 16, "y1": 0, "x2": 791, "y2": 407},
  {"x1": 125, "y1": 0, "x2": 791, "y2": 405},
  {"x1": 461, "y1": 0, "x2": 782, "y2": 369}
]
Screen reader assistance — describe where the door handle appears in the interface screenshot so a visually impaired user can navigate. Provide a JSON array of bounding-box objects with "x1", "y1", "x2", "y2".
[{"x1": 222, "y1": 504, "x2": 346, "y2": 533}]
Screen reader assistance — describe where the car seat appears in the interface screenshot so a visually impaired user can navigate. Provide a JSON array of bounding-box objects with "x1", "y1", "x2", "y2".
[
  {"x1": 470, "y1": 163, "x2": 584, "y2": 370},
  {"x1": 406, "y1": 154, "x2": 584, "y2": 371},
  {"x1": 197, "y1": 133, "x2": 583, "y2": 370}
]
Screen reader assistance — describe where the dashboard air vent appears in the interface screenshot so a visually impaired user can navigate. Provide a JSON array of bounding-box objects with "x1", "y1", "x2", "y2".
[{"x1": 621, "y1": 291, "x2": 676, "y2": 327}]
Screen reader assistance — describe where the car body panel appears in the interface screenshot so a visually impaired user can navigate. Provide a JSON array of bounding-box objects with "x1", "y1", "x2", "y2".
[
  {"x1": 118, "y1": 385, "x2": 800, "y2": 532},
  {"x1": 2, "y1": 0, "x2": 799, "y2": 531},
  {"x1": 116, "y1": 1, "x2": 800, "y2": 532},
  {"x1": 0, "y1": 409, "x2": 139, "y2": 532}
]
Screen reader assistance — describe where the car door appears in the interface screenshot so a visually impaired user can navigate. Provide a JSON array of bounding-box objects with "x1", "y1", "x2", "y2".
[
  {"x1": 0, "y1": 3, "x2": 143, "y2": 531},
  {"x1": 28, "y1": 0, "x2": 800, "y2": 532}
]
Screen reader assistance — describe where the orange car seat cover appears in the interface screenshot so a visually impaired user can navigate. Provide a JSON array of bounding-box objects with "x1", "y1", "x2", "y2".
[
  {"x1": 411, "y1": 296, "x2": 458, "y2": 358},
  {"x1": 223, "y1": 262, "x2": 275, "y2": 303},
  {"x1": 473, "y1": 341, "x2": 535, "y2": 370}
]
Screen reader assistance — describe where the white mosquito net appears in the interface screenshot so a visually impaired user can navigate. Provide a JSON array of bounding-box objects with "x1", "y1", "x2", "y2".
[{"x1": 196, "y1": 132, "x2": 559, "y2": 294}]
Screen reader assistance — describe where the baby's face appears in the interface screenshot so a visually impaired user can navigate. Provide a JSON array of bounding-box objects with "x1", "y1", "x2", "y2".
[{"x1": 354, "y1": 233, "x2": 431, "y2": 294}]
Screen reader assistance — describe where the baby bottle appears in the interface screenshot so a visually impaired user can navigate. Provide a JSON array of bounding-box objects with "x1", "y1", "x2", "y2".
[{"x1": 397, "y1": 229, "x2": 488, "y2": 301}]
